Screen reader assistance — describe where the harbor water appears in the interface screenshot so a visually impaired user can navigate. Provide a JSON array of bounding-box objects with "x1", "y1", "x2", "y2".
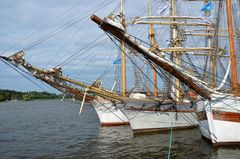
[{"x1": 0, "y1": 100, "x2": 239, "y2": 159}]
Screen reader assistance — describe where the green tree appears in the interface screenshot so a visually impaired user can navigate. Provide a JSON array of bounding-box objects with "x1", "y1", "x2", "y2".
[
  {"x1": 0, "y1": 94, "x2": 5, "y2": 102},
  {"x1": 22, "y1": 94, "x2": 32, "y2": 101}
]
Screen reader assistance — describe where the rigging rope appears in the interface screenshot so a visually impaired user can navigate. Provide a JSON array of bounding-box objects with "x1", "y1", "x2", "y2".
[
  {"x1": 56, "y1": 35, "x2": 107, "y2": 67},
  {"x1": 0, "y1": 1, "x2": 84, "y2": 56},
  {"x1": 1, "y1": 0, "x2": 115, "y2": 55},
  {"x1": 120, "y1": 28, "x2": 233, "y2": 89},
  {"x1": 1, "y1": 59, "x2": 51, "y2": 92},
  {"x1": 44, "y1": 20, "x2": 85, "y2": 68}
]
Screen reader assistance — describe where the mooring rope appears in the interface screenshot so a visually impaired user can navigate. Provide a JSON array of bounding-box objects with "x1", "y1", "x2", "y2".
[
  {"x1": 168, "y1": 126, "x2": 173, "y2": 159},
  {"x1": 167, "y1": 106, "x2": 174, "y2": 159}
]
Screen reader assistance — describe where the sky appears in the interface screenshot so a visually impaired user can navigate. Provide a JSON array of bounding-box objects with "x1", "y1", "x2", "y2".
[
  {"x1": 0, "y1": 0, "x2": 213, "y2": 93},
  {"x1": 0, "y1": 0, "x2": 145, "y2": 93},
  {"x1": 1, "y1": 0, "x2": 236, "y2": 93}
]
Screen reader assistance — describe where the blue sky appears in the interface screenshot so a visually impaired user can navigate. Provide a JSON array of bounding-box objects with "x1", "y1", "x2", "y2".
[
  {"x1": 1, "y1": 0, "x2": 233, "y2": 93},
  {"x1": 0, "y1": 0, "x2": 146, "y2": 93}
]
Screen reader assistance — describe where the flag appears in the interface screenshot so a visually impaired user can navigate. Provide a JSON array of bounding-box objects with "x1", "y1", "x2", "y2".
[
  {"x1": 113, "y1": 58, "x2": 121, "y2": 65},
  {"x1": 157, "y1": 5, "x2": 169, "y2": 15},
  {"x1": 201, "y1": 2, "x2": 213, "y2": 12}
]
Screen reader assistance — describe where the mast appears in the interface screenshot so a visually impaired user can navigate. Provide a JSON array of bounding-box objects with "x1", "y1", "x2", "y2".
[
  {"x1": 203, "y1": 0, "x2": 215, "y2": 86},
  {"x1": 148, "y1": 0, "x2": 158, "y2": 97},
  {"x1": 120, "y1": 0, "x2": 127, "y2": 97},
  {"x1": 226, "y1": 0, "x2": 239, "y2": 95},
  {"x1": 91, "y1": 14, "x2": 211, "y2": 99},
  {"x1": 171, "y1": 0, "x2": 181, "y2": 101}
]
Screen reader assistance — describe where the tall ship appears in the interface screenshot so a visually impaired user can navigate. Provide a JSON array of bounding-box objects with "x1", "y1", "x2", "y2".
[
  {"x1": 91, "y1": 0, "x2": 199, "y2": 132},
  {"x1": 91, "y1": 0, "x2": 205, "y2": 133},
  {"x1": 0, "y1": 50, "x2": 130, "y2": 126},
  {"x1": 0, "y1": 0, "x2": 200, "y2": 133},
  {"x1": 91, "y1": 0, "x2": 240, "y2": 145}
]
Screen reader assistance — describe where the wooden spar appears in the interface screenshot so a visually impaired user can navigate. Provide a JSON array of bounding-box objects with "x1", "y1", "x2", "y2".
[
  {"x1": 181, "y1": 53, "x2": 230, "y2": 58},
  {"x1": 132, "y1": 21, "x2": 211, "y2": 27},
  {"x1": 226, "y1": 0, "x2": 239, "y2": 96},
  {"x1": 91, "y1": 15, "x2": 211, "y2": 100},
  {"x1": 44, "y1": 72, "x2": 124, "y2": 102},
  {"x1": 149, "y1": 47, "x2": 212, "y2": 52},
  {"x1": 171, "y1": 0, "x2": 181, "y2": 102},
  {"x1": 185, "y1": 33, "x2": 229, "y2": 37},
  {"x1": 0, "y1": 54, "x2": 94, "y2": 102},
  {"x1": 0, "y1": 54, "x2": 124, "y2": 102},
  {"x1": 148, "y1": 0, "x2": 157, "y2": 97},
  {"x1": 185, "y1": 28, "x2": 239, "y2": 32},
  {"x1": 203, "y1": 0, "x2": 214, "y2": 87},
  {"x1": 38, "y1": 76, "x2": 94, "y2": 102},
  {"x1": 120, "y1": 0, "x2": 127, "y2": 97},
  {"x1": 135, "y1": 16, "x2": 203, "y2": 20},
  {"x1": 58, "y1": 75, "x2": 123, "y2": 101}
]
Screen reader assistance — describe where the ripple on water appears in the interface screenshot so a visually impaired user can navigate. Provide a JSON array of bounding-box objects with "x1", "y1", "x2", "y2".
[{"x1": 0, "y1": 100, "x2": 240, "y2": 159}]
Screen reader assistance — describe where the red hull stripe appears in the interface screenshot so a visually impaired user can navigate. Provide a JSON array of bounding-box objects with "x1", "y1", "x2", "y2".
[
  {"x1": 196, "y1": 110, "x2": 240, "y2": 123},
  {"x1": 212, "y1": 110, "x2": 240, "y2": 122},
  {"x1": 125, "y1": 107, "x2": 194, "y2": 113},
  {"x1": 101, "y1": 122, "x2": 129, "y2": 126}
]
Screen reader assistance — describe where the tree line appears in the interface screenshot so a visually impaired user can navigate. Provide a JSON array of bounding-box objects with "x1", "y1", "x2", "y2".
[{"x1": 0, "y1": 89, "x2": 63, "y2": 102}]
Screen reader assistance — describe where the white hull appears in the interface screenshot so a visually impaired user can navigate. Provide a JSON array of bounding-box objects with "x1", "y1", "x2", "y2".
[
  {"x1": 120, "y1": 100, "x2": 198, "y2": 133},
  {"x1": 92, "y1": 99, "x2": 129, "y2": 126},
  {"x1": 196, "y1": 95, "x2": 240, "y2": 145},
  {"x1": 123, "y1": 110, "x2": 198, "y2": 133}
]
